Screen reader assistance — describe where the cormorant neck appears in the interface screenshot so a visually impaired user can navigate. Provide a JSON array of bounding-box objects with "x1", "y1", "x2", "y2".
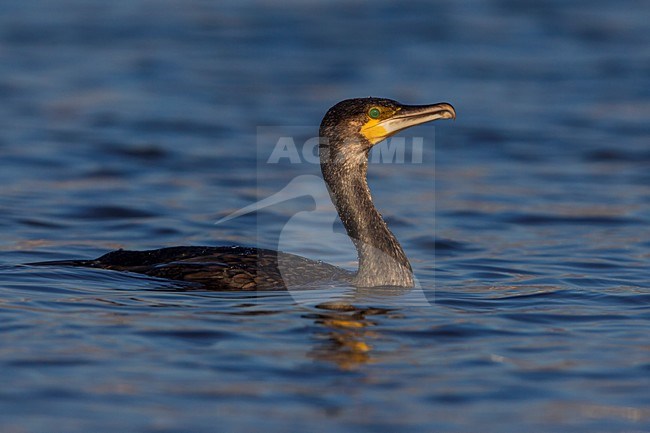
[{"x1": 319, "y1": 136, "x2": 413, "y2": 287}]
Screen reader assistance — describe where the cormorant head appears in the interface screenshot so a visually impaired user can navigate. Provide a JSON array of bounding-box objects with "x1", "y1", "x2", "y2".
[{"x1": 319, "y1": 97, "x2": 455, "y2": 165}]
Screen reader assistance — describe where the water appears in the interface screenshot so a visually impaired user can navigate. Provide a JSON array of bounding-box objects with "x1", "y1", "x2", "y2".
[{"x1": 1, "y1": 0, "x2": 649, "y2": 432}]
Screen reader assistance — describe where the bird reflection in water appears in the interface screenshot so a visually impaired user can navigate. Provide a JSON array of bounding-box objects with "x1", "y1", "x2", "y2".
[{"x1": 305, "y1": 302, "x2": 397, "y2": 370}]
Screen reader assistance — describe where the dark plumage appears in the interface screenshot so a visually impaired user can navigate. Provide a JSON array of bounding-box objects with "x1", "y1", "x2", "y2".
[
  {"x1": 29, "y1": 98, "x2": 455, "y2": 290},
  {"x1": 45, "y1": 246, "x2": 350, "y2": 290}
]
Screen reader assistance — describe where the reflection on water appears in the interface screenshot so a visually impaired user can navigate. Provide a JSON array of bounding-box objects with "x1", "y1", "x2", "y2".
[
  {"x1": 1, "y1": 0, "x2": 649, "y2": 432},
  {"x1": 308, "y1": 305, "x2": 378, "y2": 370},
  {"x1": 306, "y1": 303, "x2": 403, "y2": 370}
]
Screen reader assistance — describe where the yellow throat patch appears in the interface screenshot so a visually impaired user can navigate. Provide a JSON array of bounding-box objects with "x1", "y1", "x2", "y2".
[{"x1": 360, "y1": 107, "x2": 400, "y2": 144}]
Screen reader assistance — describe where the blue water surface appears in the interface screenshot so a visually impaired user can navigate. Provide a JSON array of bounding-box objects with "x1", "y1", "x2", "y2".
[{"x1": 1, "y1": 1, "x2": 649, "y2": 432}]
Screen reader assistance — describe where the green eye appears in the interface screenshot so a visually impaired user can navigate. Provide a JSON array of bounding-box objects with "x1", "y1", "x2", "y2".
[{"x1": 368, "y1": 107, "x2": 381, "y2": 119}]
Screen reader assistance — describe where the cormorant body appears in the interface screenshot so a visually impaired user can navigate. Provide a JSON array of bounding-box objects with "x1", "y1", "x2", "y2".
[
  {"x1": 43, "y1": 246, "x2": 351, "y2": 290},
  {"x1": 29, "y1": 98, "x2": 455, "y2": 290}
]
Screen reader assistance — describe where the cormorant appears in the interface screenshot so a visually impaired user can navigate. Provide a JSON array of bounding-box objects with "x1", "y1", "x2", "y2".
[{"x1": 30, "y1": 98, "x2": 455, "y2": 290}]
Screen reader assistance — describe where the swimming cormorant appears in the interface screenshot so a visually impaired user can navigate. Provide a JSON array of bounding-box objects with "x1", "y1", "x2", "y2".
[{"x1": 30, "y1": 98, "x2": 455, "y2": 290}]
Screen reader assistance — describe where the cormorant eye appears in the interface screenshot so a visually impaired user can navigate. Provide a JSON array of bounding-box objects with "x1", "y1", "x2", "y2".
[{"x1": 368, "y1": 107, "x2": 381, "y2": 119}]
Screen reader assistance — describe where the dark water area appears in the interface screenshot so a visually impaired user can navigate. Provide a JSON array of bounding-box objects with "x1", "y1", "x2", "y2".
[{"x1": 1, "y1": 0, "x2": 649, "y2": 432}]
